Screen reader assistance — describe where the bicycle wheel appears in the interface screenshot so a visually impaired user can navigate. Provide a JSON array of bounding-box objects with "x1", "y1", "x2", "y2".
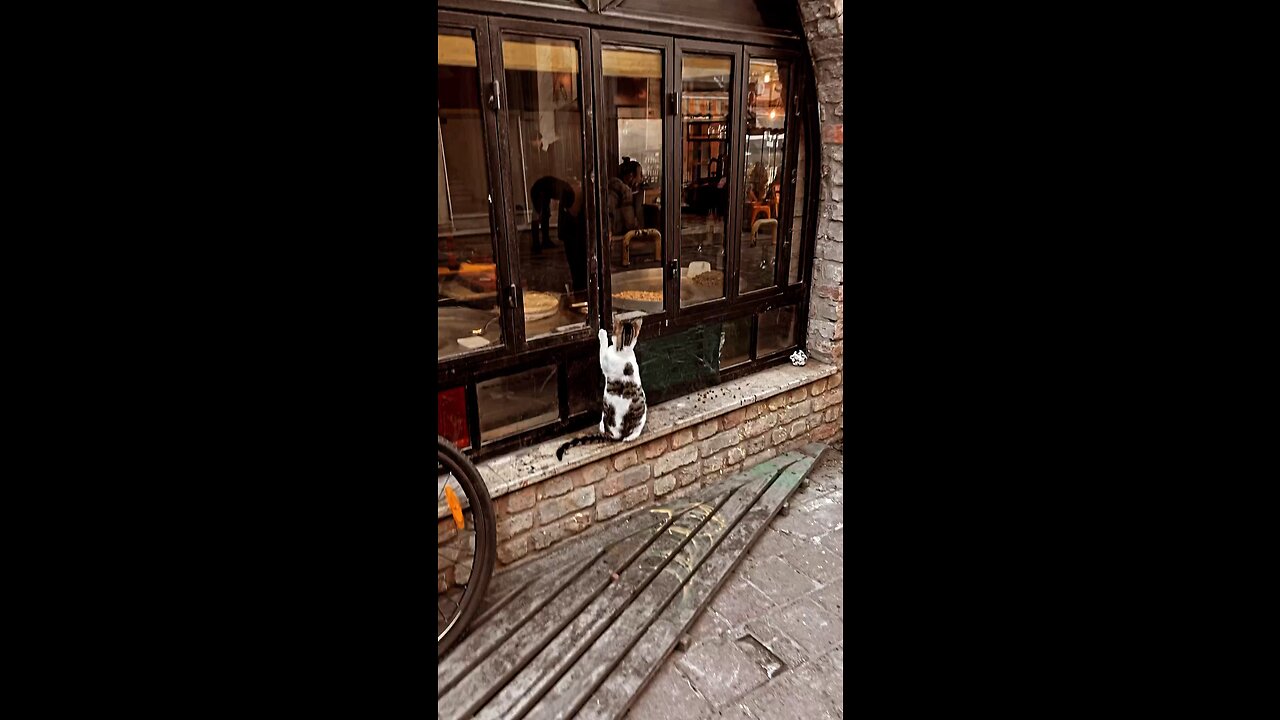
[{"x1": 437, "y1": 436, "x2": 496, "y2": 659}]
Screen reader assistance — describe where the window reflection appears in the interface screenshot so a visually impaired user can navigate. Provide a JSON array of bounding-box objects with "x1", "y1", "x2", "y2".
[
  {"x1": 679, "y1": 54, "x2": 732, "y2": 307},
  {"x1": 438, "y1": 30, "x2": 503, "y2": 360},
  {"x1": 602, "y1": 45, "x2": 665, "y2": 318},
  {"x1": 502, "y1": 36, "x2": 590, "y2": 340},
  {"x1": 739, "y1": 59, "x2": 789, "y2": 294}
]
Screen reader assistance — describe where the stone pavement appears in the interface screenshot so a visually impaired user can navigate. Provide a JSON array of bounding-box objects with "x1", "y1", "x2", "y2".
[{"x1": 626, "y1": 449, "x2": 844, "y2": 719}]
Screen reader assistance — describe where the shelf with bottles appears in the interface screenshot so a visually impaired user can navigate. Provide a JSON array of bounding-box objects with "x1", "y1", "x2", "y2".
[
  {"x1": 682, "y1": 95, "x2": 729, "y2": 117},
  {"x1": 685, "y1": 120, "x2": 729, "y2": 141}
]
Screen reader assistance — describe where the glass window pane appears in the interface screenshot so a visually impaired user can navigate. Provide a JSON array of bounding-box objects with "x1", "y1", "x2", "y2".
[
  {"x1": 635, "y1": 325, "x2": 723, "y2": 406},
  {"x1": 477, "y1": 365, "x2": 559, "y2": 444},
  {"x1": 679, "y1": 54, "x2": 732, "y2": 307},
  {"x1": 720, "y1": 315, "x2": 752, "y2": 369},
  {"x1": 758, "y1": 305, "x2": 798, "y2": 356},
  {"x1": 438, "y1": 30, "x2": 503, "y2": 361},
  {"x1": 567, "y1": 354, "x2": 600, "y2": 417},
  {"x1": 502, "y1": 36, "x2": 591, "y2": 341},
  {"x1": 603, "y1": 45, "x2": 665, "y2": 318},
  {"x1": 739, "y1": 59, "x2": 790, "y2": 294},
  {"x1": 438, "y1": 386, "x2": 470, "y2": 450},
  {"x1": 788, "y1": 112, "x2": 806, "y2": 285}
]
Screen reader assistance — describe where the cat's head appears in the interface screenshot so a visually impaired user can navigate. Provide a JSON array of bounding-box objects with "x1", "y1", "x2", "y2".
[{"x1": 612, "y1": 315, "x2": 643, "y2": 352}]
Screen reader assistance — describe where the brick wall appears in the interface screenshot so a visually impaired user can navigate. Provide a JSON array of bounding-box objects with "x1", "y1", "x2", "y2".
[
  {"x1": 798, "y1": 0, "x2": 844, "y2": 368},
  {"x1": 437, "y1": 371, "x2": 843, "y2": 579}
]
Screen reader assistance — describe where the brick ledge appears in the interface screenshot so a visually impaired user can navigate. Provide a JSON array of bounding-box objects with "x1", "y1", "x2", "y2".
[{"x1": 475, "y1": 360, "x2": 838, "y2": 501}]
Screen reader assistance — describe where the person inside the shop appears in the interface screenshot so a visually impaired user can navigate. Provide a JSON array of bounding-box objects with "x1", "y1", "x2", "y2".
[
  {"x1": 607, "y1": 158, "x2": 660, "y2": 266},
  {"x1": 530, "y1": 174, "x2": 588, "y2": 292}
]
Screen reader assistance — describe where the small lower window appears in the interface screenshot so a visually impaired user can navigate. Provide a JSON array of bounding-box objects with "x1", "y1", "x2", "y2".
[
  {"x1": 720, "y1": 315, "x2": 752, "y2": 369},
  {"x1": 478, "y1": 365, "x2": 559, "y2": 444},
  {"x1": 757, "y1": 305, "x2": 798, "y2": 356}
]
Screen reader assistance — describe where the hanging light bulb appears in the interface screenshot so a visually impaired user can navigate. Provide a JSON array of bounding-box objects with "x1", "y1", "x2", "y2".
[
  {"x1": 769, "y1": 109, "x2": 777, "y2": 119},
  {"x1": 762, "y1": 73, "x2": 771, "y2": 83}
]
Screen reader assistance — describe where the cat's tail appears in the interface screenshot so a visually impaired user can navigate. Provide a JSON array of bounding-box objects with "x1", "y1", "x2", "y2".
[{"x1": 556, "y1": 433, "x2": 614, "y2": 460}]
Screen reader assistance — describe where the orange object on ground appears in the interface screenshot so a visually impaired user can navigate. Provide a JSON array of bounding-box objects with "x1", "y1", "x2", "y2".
[{"x1": 445, "y1": 485, "x2": 465, "y2": 530}]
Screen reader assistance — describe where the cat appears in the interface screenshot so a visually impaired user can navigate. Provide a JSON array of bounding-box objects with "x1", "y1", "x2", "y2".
[{"x1": 556, "y1": 316, "x2": 647, "y2": 460}]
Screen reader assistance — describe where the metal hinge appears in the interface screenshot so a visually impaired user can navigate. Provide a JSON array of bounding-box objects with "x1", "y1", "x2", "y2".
[
  {"x1": 668, "y1": 92, "x2": 677, "y2": 116},
  {"x1": 505, "y1": 284, "x2": 517, "y2": 308},
  {"x1": 793, "y1": 95, "x2": 800, "y2": 117}
]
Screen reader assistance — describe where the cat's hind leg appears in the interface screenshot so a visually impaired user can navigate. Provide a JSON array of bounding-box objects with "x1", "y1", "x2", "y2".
[{"x1": 622, "y1": 411, "x2": 647, "y2": 442}]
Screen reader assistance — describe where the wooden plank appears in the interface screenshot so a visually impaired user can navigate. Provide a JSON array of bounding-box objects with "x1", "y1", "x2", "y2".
[
  {"x1": 438, "y1": 549, "x2": 600, "y2": 695},
  {"x1": 520, "y1": 453, "x2": 805, "y2": 720},
  {"x1": 437, "y1": 514, "x2": 672, "y2": 718},
  {"x1": 478, "y1": 480, "x2": 740, "y2": 609},
  {"x1": 472, "y1": 489, "x2": 735, "y2": 720},
  {"x1": 579, "y1": 455, "x2": 814, "y2": 720}
]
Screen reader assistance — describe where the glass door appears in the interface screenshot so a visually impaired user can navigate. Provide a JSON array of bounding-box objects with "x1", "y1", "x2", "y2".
[
  {"x1": 593, "y1": 31, "x2": 675, "y2": 326},
  {"x1": 487, "y1": 19, "x2": 598, "y2": 350},
  {"x1": 736, "y1": 50, "x2": 796, "y2": 296},
  {"x1": 437, "y1": 13, "x2": 513, "y2": 364},
  {"x1": 673, "y1": 40, "x2": 740, "y2": 311}
]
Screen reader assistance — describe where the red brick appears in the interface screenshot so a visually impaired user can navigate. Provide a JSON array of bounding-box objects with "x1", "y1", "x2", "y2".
[
  {"x1": 670, "y1": 428, "x2": 695, "y2": 450},
  {"x1": 496, "y1": 510, "x2": 533, "y2": 541},
  {"x1": 613, "y1": 450, "x2": 639, "y2": 471},
  {"x1": 577, "y1": 461, "x2": 608, "y2": 487},
  {"x1": 536, "y1": 475, "x2": 572, "y2": 500},
  {"x1": 653, "y1": 444, "x2": 698, "y2": 476},
  {"x1": 695, "y1": 420, "x2": 719, "y2": 440},
  {"x1": 497, "y1": 536, "x2": 529, "y2": 565},
  {"x1": 505, "y1": 486, "x2": 536, "y2": 514},
  {"x1": 674, "y1": 465, "x2": 700, "y2": 487},
  {"x1": 725, "y1": 447, "x2": 746, "y2": 466},
  {"x1": 654, "y1": 474, "x2": 676, "y2": 496},
  {"x1": 642, "y1": 437, "x2": 668, "y2": 459}
]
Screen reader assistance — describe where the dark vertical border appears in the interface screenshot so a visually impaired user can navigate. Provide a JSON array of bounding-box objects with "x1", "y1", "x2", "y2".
[
  {"x1": 465, "y1": 382, "x2": 482, "y2": 450},
  {"x1": 725, "y1": 44, "x2": 747, "y2": 303}
]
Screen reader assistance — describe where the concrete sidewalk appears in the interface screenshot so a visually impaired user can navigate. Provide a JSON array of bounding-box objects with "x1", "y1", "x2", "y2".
[{"x1": 626, "y1": 449, "x2": 844, "y2": 719}]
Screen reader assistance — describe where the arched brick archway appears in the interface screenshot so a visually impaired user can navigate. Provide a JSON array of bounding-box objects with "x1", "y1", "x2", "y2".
[{"x1": 797, "y1": 0, "x2": 844, "y2": 366}]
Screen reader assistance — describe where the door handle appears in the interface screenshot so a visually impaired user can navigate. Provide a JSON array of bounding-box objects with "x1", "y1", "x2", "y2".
[{"x1": 488, "y1": 80, "x2": 501, "y2": 111}]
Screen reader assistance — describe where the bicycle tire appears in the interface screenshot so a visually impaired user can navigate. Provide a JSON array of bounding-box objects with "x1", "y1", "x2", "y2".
[{"x1": 437, "y1": 436, "x2": 496, "y2": 659}]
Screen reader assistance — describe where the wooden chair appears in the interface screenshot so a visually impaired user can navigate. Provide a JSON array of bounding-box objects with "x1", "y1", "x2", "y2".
[
  {"x1": 621, "y1": 229, "x2": 662, "y2": 266},
  {"x1": 750, "y1": 218, "x2": 778, "y2": 248},
  {"x1": 746, "y1": 202, "x2": 772, "y2": 226}
]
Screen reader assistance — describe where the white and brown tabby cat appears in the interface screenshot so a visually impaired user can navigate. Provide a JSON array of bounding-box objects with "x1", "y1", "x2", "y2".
[{"x1": 556, "y1": 316, "x2": 647, "y2": 460}]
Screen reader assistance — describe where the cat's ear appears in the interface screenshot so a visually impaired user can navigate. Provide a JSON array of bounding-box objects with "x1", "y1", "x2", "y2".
[
  {"x1": 613, "y1": 317, "x2": 624, "y2": 351},
  {"x1": 626, "y1": 317, "x2": 643, "y2": 349}
]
